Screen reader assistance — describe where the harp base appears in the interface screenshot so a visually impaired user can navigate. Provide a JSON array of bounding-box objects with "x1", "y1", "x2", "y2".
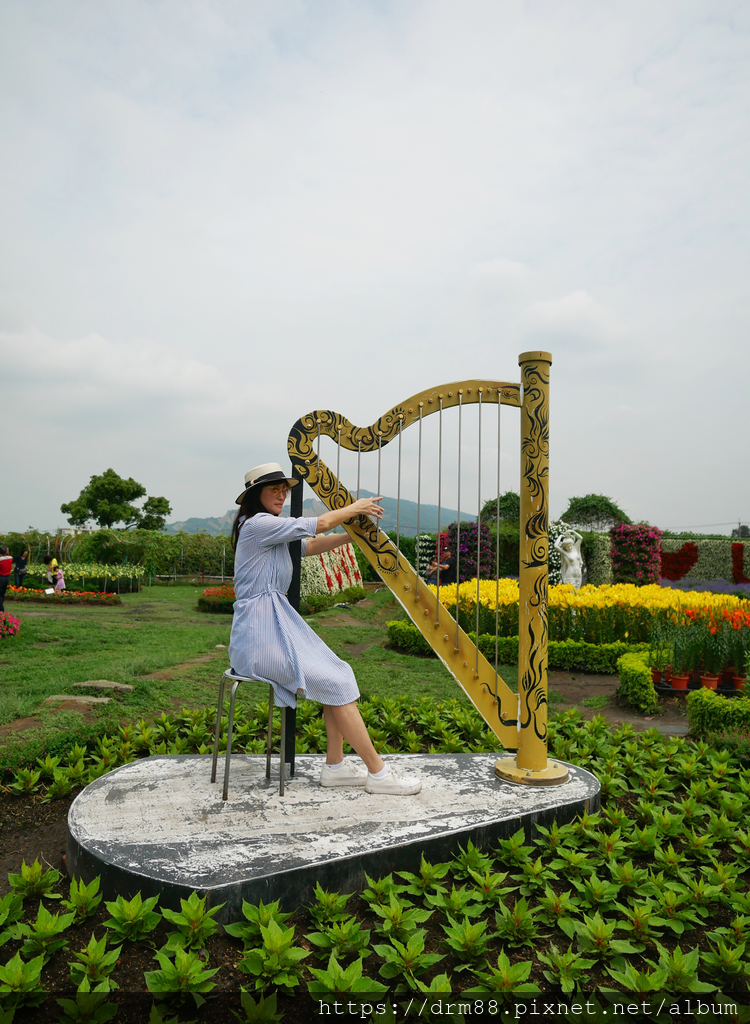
[{"x1": 494, "y1": 757, "x2": 571, "y2": 786}]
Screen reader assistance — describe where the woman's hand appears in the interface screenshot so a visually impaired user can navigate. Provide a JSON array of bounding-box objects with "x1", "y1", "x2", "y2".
[
  {"x1": 349, "y1": 496, "x2": 384, "y2": 519},
  {"x1": 316, "y1": 495, "x2": 384, "y2": 534}
]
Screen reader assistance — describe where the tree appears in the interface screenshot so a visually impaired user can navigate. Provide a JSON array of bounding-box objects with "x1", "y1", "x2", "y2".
[
  {"x1": 480, "y1": 491, "x2": 520, "y2": 524},
  {"x1": 732, "y1": 524, "x2": 750, "y2": 538},
  {"x1": 560, "y1": 494, "x2": 631, "y2": 533},
  {"x1": 60, "y1": 469, "x2": 172, "y2": 530}
]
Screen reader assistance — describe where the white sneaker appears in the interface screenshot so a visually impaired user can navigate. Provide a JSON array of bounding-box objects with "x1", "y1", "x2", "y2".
[
  {"x1": 319, "y1": 759, "x2": 367, "y2": 788},
  {"x1": 365, "y1": 765, "x2": 422, "y2": 796}
]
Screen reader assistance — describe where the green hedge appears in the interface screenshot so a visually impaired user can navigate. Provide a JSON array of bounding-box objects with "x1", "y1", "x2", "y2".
[
  {"x1": 687, "y1": 687, "x2": 750, "y2": 737},
  {"x1": 615, "y1": 652, "x2": 659, "y2": 714},
  {"x1": 197, "y1": 594, "x2": 234, "y2": 614},
  {"x1": 386, "y1": 620, "x2": 648, "y2": 674}
]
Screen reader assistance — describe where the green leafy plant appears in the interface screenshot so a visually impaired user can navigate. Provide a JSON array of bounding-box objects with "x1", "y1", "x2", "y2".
[
  {"x1": 145, "y1": 946, "x2": 220, "y2": 1008},
  {"x1": 493, "y1": 898, "x2": 543, "y2": 947},
  {"x1": 307, "y1": 953, "x2": 388, "y2": 1000},
  {"x1": 510, "y1": 856, "x2": 557, "y2": 896},
  {"x1": 103, "y1": 892, "x2": 161, "y2": 943},
  {"x1": 63, "y1": 877, "x2": 103, "y2": 922},
  {"x1": 537, "y1": 943, "x2": 597, "y2": 994},
  {"x1": 372, "y1": 929, "x2": 444, "y2": 986},
  {"x1": 449, "y1": 839, "x2": 494, "y2": 880},
  {"x1": 467, "y1": 867, "x2": 516, "y2": 908},
  {"x1": 69, "y1": 932, "x2": 122, "y2": 989},
  {"x1": 441, "y1": 915, "x2": 496, "y2": 968},
  {"x1": 307, "y1": 883, "x2": 351, "y2": 925},
  {"x1": 604, "y1": 960, "x2": 668, "y2": 995},
  {"x1": 42, "y1": 767, "x2": 74, "y2": 801},
  {"x1": 464, "y1": 950, "x2": 538, "y2": 997},
  {"x1": 304, "y1": 916, "x2": 371, "y2": 961},
  {"x1": 8, "y1": 858, "x2": 62, "y2": 900},
  {"x1": 239, "y1": 919, "x2": 309, "y2": 992},
  {"x1": 15, "y1": 901, "x2": 76, "y2": 960},
  {"x1": 223, "y1": 899, "x2": 293, "y2": 948},
  {"x1": 361, "y1": 873, "x2": 405, "y2": 909},
  {"x1": 56, "y1": 977, "x2": 119, "y2": 1024},
  {"x1": 0, "y1": 892, "x2": 24, "y2": 947},
  {"x1": 7, "y1": 767, "x2": 42, "y2": 796},
  {"x1": 494, "y1": 827, "x2": 534, "y2": 866},
  {"x1": 644, "y1": 943, "x2": 716, "y2": 994},
  {"x1": 574, "y1": 911, "x2": 639, "y2": 959},
  {"x1": 397, "y1": 856, "x2": 451, "y2": 896},
  {"x1": 0, "y1": 951, "x2": 46, "y2": 1008},
  {"x1": 700, "y1": 940, "x2": 750, "y2": 984},
  {"x1": 231, "y1": 988, "x2": 284, "y2": 1023},
  {"x1": 370, "y1": 894, "x2": 432, "y2": 943},
  {"x1": 425, "y1": 884, "x2": 484, "y2": 919},
  {"x1": 161, "y1": 892, "x2": 224, "y2": 953},
  {"x1": 614, "y1": 899, "x2": 668, "y2": 950}
]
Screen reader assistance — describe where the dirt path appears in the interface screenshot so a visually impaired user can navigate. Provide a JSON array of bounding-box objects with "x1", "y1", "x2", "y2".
[{"x1": 548, "y1": 670, "x2": 689, "y2": 735}]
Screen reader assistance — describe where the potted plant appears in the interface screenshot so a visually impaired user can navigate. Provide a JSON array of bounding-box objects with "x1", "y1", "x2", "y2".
[
  {"x1": 670, "y1": 626, "x2": 692, "y2": 690},
  {"x1": 647, "y1": 620, "x2": 672, "y2": 684},
  {"x1": 700, "y1": 623, "x2": 727, "y2": 689},
  {"x1": 731, "y1": 625, "x2": 750, "y2": 689}
]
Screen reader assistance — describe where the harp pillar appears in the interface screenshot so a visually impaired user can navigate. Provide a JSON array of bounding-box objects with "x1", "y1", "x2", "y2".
[{"x1": 495, "y1": 351, "x2": 569, "y2": 786}]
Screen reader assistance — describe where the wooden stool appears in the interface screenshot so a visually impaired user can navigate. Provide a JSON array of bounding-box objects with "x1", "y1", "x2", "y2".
[{"x1": 210, "y1": 668, "x2": 288, "y2": 799}]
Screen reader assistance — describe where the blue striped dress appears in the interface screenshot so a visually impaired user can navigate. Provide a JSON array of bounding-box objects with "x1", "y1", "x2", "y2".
[{"x1": 228, "y1": 513, "x2": 360, "y2": 709}]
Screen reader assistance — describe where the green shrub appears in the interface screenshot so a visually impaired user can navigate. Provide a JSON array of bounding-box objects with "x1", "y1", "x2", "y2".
[
  {"x1": 387, "y1": 621, "x2": 647, "y2": 674},
  {"x1": 616, "y1": 652, "x2": 659, "y2": 714},
  {"x1": 687, "y1": 687, "x2": 750, "y2": 737},
  {"x1": 300, "y1": 586, "x2": 367, "y2": 616},
  {"x1": 386, "y1": 620, "x2": 433, "y2": 657}
]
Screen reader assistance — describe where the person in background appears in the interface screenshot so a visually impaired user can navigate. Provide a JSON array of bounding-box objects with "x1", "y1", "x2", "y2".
[
  {"x1": 0, "y1": 546, "x2": 12, "y2": 612},
  {"x1": 439, "y1": 549, "x2": 457, "y2": 586},
  {"x1": 54, "y1": 564, "x2": 66, "y2": 593},
  {"x1": 14, "y1": 548, "x2": 29, "y2": 588},
  {"x1": 42, "y1": 553, "x2": 59, "y2": 588}
]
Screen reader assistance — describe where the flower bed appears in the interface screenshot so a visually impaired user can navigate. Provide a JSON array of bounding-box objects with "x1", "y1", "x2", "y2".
[
  {"x1": 6, "y1": 586, "x2": 121, "y2": 606},
  {"x1": 26, "y1": 561, "x2": 144, "y2": 582},
  {"x1": 197, "y1": 585, "x2": 235, "y2": 614},
  {"x1": 0, "y1": 611, "x2": 21, "y2": 639},
  {"x1": 429, "y1": 579, "x2": 748, "y2": 645}
]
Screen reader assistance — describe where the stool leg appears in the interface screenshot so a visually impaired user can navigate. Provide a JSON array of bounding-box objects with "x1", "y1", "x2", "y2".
[
  {"x1": 266, "y1": 685, "x2": 274, "y2": 780},
  {"x1": 279, "y1": 707, "x2": 286, "y2": 797},
  {"x1": 210, "y1": 674, "x2": 227, "y2": 784},
  {"x1": 222, "y1": 680, "x2": 240, "y2": 801}
]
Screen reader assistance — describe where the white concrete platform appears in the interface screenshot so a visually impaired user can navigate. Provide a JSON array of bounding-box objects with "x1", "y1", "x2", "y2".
[{"x1": 67, "y1": 753, "x2": 599, "y2": 922}]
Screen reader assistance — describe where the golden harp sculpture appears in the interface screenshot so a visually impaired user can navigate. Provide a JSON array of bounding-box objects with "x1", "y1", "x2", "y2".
[{"x1": 287, "y1": 352, "x2": 568, "y2": 785}]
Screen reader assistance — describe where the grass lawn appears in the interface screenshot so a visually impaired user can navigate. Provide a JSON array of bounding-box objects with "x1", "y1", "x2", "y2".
[
  {"x1": 0, "y1": 586, "x2": 233, "y2": 745},
  {"x1": 1, "y1": 586, "x2": 525, "y2": 757}
]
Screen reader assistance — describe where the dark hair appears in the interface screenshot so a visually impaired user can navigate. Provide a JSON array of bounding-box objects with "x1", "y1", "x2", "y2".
[
  {"x1": 231, "y1": 487, "x2": 268, "y2": 549},
  {"x1": 0, "y1": 546, "x2": 7, "y2": 556}
]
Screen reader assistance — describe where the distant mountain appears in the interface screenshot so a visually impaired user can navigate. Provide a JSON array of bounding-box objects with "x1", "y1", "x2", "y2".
[{"x1": 165, "y1": 491, "x2": 474, "y2": 537}]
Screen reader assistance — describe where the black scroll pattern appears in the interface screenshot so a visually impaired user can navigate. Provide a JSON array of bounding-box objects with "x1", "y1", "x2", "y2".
[{"x1": 519, "y1": 362, "x2": 550, "y2": 745}]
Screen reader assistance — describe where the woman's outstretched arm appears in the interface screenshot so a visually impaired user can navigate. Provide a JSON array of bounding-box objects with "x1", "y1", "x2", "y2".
[
  {"x1": 305, "y1": 532, "x2": 351, "y2": 556},
  {"x1": 315, "y1": 496, "x2": 383, "y2": 534}
]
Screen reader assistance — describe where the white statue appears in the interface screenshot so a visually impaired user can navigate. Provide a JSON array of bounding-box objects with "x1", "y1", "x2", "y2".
[{"x1": 554, "y1": 527, "x2": 584, "y2": 588}]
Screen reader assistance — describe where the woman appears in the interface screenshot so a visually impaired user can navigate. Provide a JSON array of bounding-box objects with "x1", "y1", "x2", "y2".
[
  {"x1": 14, "y1": 549, "x2": 29, "y2": 588},
  {"x1": 228, "y1": 463, "x2": 421, "y2": 796}
]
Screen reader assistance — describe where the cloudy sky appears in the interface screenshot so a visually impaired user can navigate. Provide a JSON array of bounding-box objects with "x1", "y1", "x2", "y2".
[{"x1": 2, "y1": 1, "x2": 749, "y2": 534}]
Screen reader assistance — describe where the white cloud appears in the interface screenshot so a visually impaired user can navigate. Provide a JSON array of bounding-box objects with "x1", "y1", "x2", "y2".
[
  {"x1": 518, "y1": 290, "x2": 627, "y2": 351},
  {"x1": 0, "y1": 2, "x2": 749, "y2": 531}
]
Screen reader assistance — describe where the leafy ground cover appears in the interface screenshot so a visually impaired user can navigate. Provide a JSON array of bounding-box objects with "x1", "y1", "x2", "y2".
[{"x1": 1, "y1": 714, "x2": 749, "y2": 1021}]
